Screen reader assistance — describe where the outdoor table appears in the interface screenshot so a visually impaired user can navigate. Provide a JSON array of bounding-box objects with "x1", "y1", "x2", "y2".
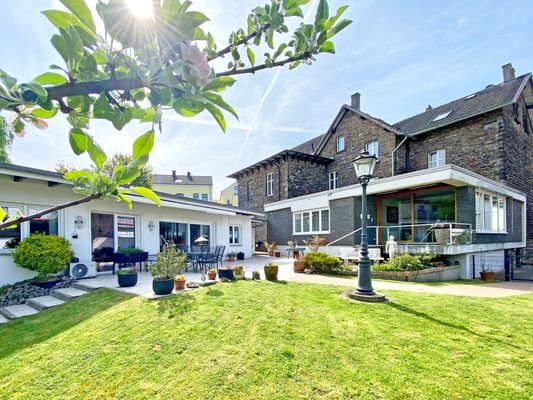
[{"x1": 286, "y1": 246, "x2": 306, "y2": 258}]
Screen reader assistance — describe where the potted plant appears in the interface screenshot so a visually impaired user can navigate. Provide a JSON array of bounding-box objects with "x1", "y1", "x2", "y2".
[
  {"x1": 174, "y1": 275, "x2": 186, "y2": 290},
  {"x1": 480, "y1": 266, "x2": 496, "y2": 281},
  {"x1": 114, "y1": 247, "x2": 148, "y2": 271},
  {"x1": 149, "y1": 242, "x2": 186, "y2": 295},
  {"x1": 12, "y1": 233, "x2": 74, "y2": 288},
  {"x1": 226, "y1": 252, "x2": 237, "y2": 262},
  {"x1": 293, "y1": 255, "x2": 307, "y2": 273},
  {"x1": 265, "y1": 241, "x2": 277, "y2": 256},
  {"x1": 218, "y1": 265, "x2": 235, "y2": 280},
  {"x1": 234, "y1": 265, "x2": 245, "y2": 280},
  {"x1": 237, "y1": 251, "x2": 245, "y2": 260},
  {"x1": 117, "y1": 267, "x2": 138, "y2": 287},
  {"x1": 264, "y1": 262, "x2": 279, "y2": 280},
  {"x1": 207, "y1": 268, "x2": 217, "y2": 280}
]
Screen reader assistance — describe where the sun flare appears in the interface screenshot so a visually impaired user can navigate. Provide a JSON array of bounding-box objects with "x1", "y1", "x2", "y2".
[{"x1": 125, "y1": 0, "x2": 154, "y2": 19}]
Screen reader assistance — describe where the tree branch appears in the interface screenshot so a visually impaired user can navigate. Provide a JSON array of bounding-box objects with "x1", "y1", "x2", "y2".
[
  {"x1": 46, "y1": 77, "x2": 147, "y2": 102},
  {"x1": 215, "y1": 52, "x2": 310, "y2": 77},
  {"x1": 0, "y1": 193, "x2": 101, "y2": 231},
  {"x1": 207, "y1": 24, "x2": 270, "y2": 62}
]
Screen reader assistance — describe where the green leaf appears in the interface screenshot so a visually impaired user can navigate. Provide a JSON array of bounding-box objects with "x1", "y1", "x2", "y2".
[
  {"x1": 130, "y1": 187, "x2": 161, "y2": 206},
  {"x1": 327, "y1": 19, "x2": 352, "y2": 38},
  {"x1": 247, "y1": 47, "x2": 255, "y2": 67},
  {"x1": 33, "y1": 72, "x2": 68, "y2": 85},
  {"x1": 51, "y1": 34, "x2": 70, "y2": 64},
  {"x1": 93, "y1": 92, "x2": 115, "y2": 120},
  {"x1": 31, "y1": 107, "x2": 58, "y2": 119},
  {"x1": 325, "y1": 5, "x2": 349, "y2": 30},
  {"x1": 203, "y1": 92, "x2": 238, "y2": 120},
  {"x1": 128, "y1": 154, "x2": 149, "y2": 168},
  {"x1": 132, "y1": 130, "x2": 155, "y2": 159},
  {"x1": 283, "y1": 0, "x2": 311, "y2": 9},
  {"x1": 41, "y1": 10, "x2": 95, "y2": 37},
  {"x1": 60, "y1": 0, "x2": 96, "y2": 32},
  {"x1": 289, "y1": 60, "x2": 301, "y2": 70},
  {"x1": 314, "y1": 0, "x2": 329, "y2": 31},
  {"x1": 173, "y1": 98, "x2": 205, "y2": 117},
  {"x1": 64, "y1": 169, "x2": 93, "y2": 181},
  {"x1": 115, "y1": 166, "x2": 140, "y2": 185},
  {"x1": 205, "y1": 103, "x2": 226, "y2": 132},
  {"x1": 285, "y1": 6, "x2": 304, "y2": 18},
  {"x1": 21, "y1": 82, "x2": 48, "y2": 103},
  {"x1": 319, "y1": 41, "x2": 335, "y2": 54},
  {"x1": 69, "y1": 128, "x2": 89, "y2": 155},
  {"x1": 87, "y1": 137, "x2": 107, "y2": 169},
  {"x1": 117, "y1": 193, "x2": 133, "y2": 209},
  {"x1": 201, "y1": 77, "x2": 236, "y2": 93}
]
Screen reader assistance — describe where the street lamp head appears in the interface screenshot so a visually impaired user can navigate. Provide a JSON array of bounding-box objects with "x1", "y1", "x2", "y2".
[{"x1": 353, "y1": 150, "x2": 377, "y2": 181}]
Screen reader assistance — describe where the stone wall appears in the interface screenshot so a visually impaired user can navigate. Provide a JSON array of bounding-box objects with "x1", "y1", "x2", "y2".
[
  {"x1": 318, "y1": 111, "x2": 400, "y2": 187},
  {"x1": 287, "y1": 158, "x2": 328, "y2": 198}
]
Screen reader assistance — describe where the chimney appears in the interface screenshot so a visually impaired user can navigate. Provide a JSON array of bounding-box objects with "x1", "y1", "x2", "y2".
[
  {"x1": 351, "y1": 92, "x2": 361, "y2": 110},
  {"x1": 502, "y1": 63, "x2": 515, "y2": 82},
  {"x1": 426, "y1": 105, "x2": 433, "y2": 111},
  {"x1": 172, "y1": 170, "x2": 177, "y2": 180},
  {"x1": 187, "y1": 171, "x2": 192, "y2": 181}
]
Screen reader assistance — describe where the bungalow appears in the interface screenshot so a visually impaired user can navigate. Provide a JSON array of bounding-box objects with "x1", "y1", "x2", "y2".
[
  {"x1": 0, "y1": 163, "x2": 261, "y2": 286},
  {"x1": 230, "y1": 63, "x2": 533, "y2": 280}
]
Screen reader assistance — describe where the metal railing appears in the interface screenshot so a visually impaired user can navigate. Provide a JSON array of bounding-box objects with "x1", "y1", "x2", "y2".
[{"x1": 325, "y1": 222, "x2": 474, "y2": 253}]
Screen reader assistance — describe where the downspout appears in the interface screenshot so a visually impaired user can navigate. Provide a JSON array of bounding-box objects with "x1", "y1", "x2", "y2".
[{"x1": 391, "y1": 135, "x2": 409, "y2": 176}]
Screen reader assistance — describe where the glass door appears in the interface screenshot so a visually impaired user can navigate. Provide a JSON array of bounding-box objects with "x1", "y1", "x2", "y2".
[
  {"x1": 91, "y1": 213, "x2": 115, "y2": 271},
  {"x1": 379, "y1": 194, "x2": 412, "y2": 242}
]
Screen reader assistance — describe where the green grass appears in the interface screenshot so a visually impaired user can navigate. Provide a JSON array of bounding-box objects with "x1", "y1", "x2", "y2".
[{"x1": 1, "y1": 282, "x2": 532, "y2": 400}]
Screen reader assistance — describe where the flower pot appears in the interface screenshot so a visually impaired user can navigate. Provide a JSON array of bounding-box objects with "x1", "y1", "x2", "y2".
[
  {"x1": 218, "y1": 269, "x2": 235, "y2": 280},
  {"x1": 152, "y1": 278, "x2": 174, "y2": 295},
  {"x1": 174, "y1": 279, "x2": 186, "y2": 291},
  {"x1": 293, "y1": 260, "x2": 307, "y2": 273},
  {"x1": 117, "y1": 273, "x2": 138, "y2": 287},
  {"x1": 480, "y1": 271, "x2": 496, "y2": 281},
  {"x1": 227, "y1": 256, "x2": 236, "y2": 262},
  {"x1": 264, "y1": 264, "x2": 279, "y2": 280},
  {"x1": 274, "y1": 251, "x2": 281, "y2": 257},
  {"x1": 234, "y1": 268, "x2": 245, "y2": 280},
  {"x1": 207, "y1": 272, "x2": 217, "y2": 280}
]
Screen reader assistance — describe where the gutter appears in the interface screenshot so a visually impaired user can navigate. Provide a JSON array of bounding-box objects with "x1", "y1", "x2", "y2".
[{"x1": 391, "y1": 135, "x2": 410, "y2": 176}]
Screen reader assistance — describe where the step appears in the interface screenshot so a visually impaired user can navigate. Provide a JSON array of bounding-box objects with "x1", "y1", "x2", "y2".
[
  {"x1": 72, "y1": 281, "x2": 103, "y2": 291},
  {"x1": 50, "y1": 287, "x2": 89, "y2": 301},
  {"x1": 0, "y1": 304, "x2": 39, "y2": 319},
  {"x1": 0, "y1": 314, "x2": 9, "y2": 324},
  {"x1": 26, "y1": 295, "x2": 65, "y2": 311}
]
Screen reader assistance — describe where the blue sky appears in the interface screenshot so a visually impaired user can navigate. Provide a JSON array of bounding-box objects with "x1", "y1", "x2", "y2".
[{"x1": 1, "y1": 0, "x2": 532, "y2": 196}]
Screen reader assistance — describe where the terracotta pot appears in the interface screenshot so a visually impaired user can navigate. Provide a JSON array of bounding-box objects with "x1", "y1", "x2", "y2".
[
  {"x1": 480, "y1": 271, "x2": 496, "y2": 281},
  {"x1": 207, "y1": 272, "x2": 217, "y2": 280},
  {"x1": 174, "y1": 279, "x2": 186, "y2": 290},
  {"x1": 293, "y1": 260, "x2": 307, "y2": 273},
  {"x1": 274, "y1": 251, "x2": 281, "y2": 257},
  {"x1": 227, "y1": 256, "x2": 236, "y2": 262}
]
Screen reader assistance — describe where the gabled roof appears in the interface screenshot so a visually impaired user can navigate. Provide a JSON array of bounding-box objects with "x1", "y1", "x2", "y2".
[
  {"x1": 152, "y1": 173, "x2": 213, "y2": 186},
  {"x1": 394, "y1": 73, "x2": 532, "y2": 136},
  {"x1": 314, "y1": 104, "x2": 404, "y2": 154},
  {"x1": 227, "y1": 149, "x2": 333, "y2": 179},
  {"x1": 290, "y1": 133, "x2": 325, "y2": 154}
]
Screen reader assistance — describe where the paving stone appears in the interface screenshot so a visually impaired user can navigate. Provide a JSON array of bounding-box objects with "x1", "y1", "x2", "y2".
[
  {"x1": 26, "y1": 295, "x2": 65, "y2": 311},
  {"x1": 50, "y1": 287, "x2": 89, "y2": 301},
  {"x1": 0, "y1": 304, "x2": 39, "y2": 319},
  {"x1": 72, "y1": 281, "x2": 103, "y2": 291}
]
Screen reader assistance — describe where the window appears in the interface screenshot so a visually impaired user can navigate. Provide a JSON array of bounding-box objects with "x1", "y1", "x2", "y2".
[
  {"x1": 328, "y1": 171, "x2": 338, "y2": 190},
  {"x1": 193, "y1": 193, "x2": 200, "y2": 199},
  {"x1": 233, "y1": 185, "x2": 239, "y2": 195},
  {"x1": 28, "y1": 208, "x2": 58, "y2": 236},
  {"x1": 176, "y1": 193, "x2": 184, "y2": 197},
  {"x1": 475, "y1": 190, "x2": 506, "y2": 233},
  {"x1": 201, "y1": 193, "x2": 208, "y2": 201},
  {"x1": 432, "y1": 110, "x2": 452, "y2": 121},
  {"x1": 1, "y1": 205, "x2": 59, "y2": 250},
  {"x1": 428, "y1": 149, "x2": 445, "y2": 168},
  {"x1": 266, "y1": 173, "x2": 273, "y2": 196},
  {"x1": 229, "y1": 225, "x2": 241, "y2": 245},
  {"x1": 159, "y1": 221, "x2": 188, "y2": 248},
  {"x1": 293, "y1": 209, "x2": 330, "y2": 234},
  {"x1": 365, "y1": 140, "x2": 379, "y2": 157},
  {"x1": 0, "y1": 206, "x2": 22, "y2": 249},
  {"x1": 116, "y1": 216, "x2": 136, "y2": 249},
  {"x1": 336, "y1": 136, "x2": 345, "y2": 152}
]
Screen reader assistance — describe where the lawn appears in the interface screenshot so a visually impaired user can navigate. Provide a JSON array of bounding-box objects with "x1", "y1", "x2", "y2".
[{"x1": 0, "y1": 281, "x2": 532, "y2": 400}]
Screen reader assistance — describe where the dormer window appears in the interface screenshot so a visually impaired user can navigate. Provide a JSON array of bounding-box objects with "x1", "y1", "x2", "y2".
[{"x1": 336, "y1": 136, "x2": 345, "y2": 152}]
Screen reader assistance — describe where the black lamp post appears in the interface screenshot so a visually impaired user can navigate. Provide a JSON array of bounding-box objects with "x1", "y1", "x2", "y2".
[{"x1": 349, "y1": 150, "x2": 386, "y2": 302}]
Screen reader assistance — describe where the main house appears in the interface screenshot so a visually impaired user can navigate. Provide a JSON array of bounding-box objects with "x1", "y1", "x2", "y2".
[
  {"x1": 0, "y1": 163, "x2": 259, "y2": 286},
  {"x1": 229, "y1": 63, "x2": 532, "y2": 279}
]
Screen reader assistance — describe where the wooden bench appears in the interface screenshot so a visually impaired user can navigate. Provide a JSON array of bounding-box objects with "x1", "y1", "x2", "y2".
[
  {"x1": 339, "y1": 248, "x2": 359, "y2": 264},
  {"x1": 339, "y1": 247, "x2": 384, "y2": 264}
]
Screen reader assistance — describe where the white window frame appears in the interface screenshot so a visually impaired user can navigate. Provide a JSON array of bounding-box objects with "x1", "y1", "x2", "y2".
[
  {"x1": 336, "y1": 136, "x2": 345, "y2": 152},
  {"x1": 233, "y1": 185, "x2": 239, "y2": 195},
  {"x1": 201, "y1": 193, "x2": 208, "y2": 201},
  {"x1": 328, "y1": 171, "x2": 338, "y2": 190},
  {"x1": 365, "y1": 140, "x2": 379, "y2": 158},
  {"x1": 229, "y1": 225, "x2": 241, "y2": 245},
  {"x1": 475, "y1": 190, "x2": 507, "y2": 233},
  {"x1": 292, "y1": 208, "x2": 330, "y2": 235},
  {"x1": 428, "y1": 149, "x2": 446, "y2": 168},
  {"x1": 266, "y1": 172, "x2": 273, "y2": 196},
  {"x1": 193, "y1": 193, "x2": 200, "y2": 199}
]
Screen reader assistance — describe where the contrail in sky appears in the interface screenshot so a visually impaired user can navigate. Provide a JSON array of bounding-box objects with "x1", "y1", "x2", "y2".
[{"x1": 231, "y1": 0, "x2": 319, "y2": 170}]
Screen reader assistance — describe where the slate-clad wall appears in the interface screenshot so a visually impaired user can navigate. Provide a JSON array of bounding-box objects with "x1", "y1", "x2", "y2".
[{"x1": 287, "y1": 158, "x2": 327, "y2": 198}]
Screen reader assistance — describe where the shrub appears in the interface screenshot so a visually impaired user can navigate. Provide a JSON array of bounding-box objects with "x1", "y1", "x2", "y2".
[
  {"x1": 305, "y1": 252, "x2": 344, "y2": 273},
  {"x1": 12, "y1": 234, "x2": 74, "y2": 280},
  {"x1": 372, "y1": 253, "x2": 425, "y2": 272},
  {"x1": 149, "y1": 242, "x2": 186, "y2": 280},
  {"x1": 117, "y1": 247, "x2": 144, "y2": 256}
]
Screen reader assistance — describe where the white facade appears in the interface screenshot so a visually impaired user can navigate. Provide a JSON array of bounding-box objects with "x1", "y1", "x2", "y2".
[{"x1": 0, "y1": 168, "x2": 259, "y2": 286}]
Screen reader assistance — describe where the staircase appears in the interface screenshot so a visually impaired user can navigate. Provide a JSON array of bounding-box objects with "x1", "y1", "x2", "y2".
[{"x1": 0, "y1": 285, "x2": 94, "y2": 323}]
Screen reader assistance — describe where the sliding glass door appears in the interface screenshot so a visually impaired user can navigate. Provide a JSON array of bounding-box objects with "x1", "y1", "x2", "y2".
[{"x1": 159, "y1": 221, "x2": 211, "y2": 249}]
